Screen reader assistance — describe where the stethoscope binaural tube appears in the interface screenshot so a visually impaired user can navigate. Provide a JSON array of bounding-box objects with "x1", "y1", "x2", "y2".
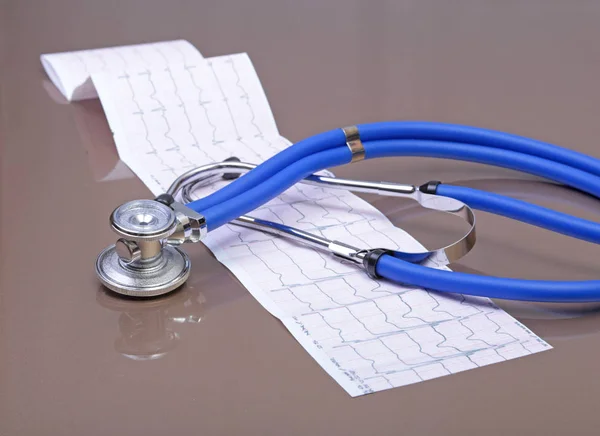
[
  {"x1": 192, "y1": 139, "x2": 600, "y2": 232},
  {"x1": 187, "y1": 121, "x2": 600, "y2": 219},
  {"x1": 181, "y1": 121, "x2": 600, "y2": 302}
]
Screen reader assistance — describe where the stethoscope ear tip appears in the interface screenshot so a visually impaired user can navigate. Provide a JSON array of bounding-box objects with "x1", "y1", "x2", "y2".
[{"x1": 222, "y1": 156, "x2": 242, "y2": 180}]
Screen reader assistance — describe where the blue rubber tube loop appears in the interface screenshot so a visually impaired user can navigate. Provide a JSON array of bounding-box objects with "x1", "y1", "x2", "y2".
[
  {"x1": 197, "y1": 140, "x2": 600, "y2": 235},
  {"x1": 436, "y1": 184, "x2": 600, "y2": 244},
  {"x1": 195, "y1": 139, "x2": 600, "y2": 228},
  {"x1": 376, "y1": 255, "x2": 600, "y2": 303},
  {"x1": 364, "y1": 140, "x2": 600, "y2": 198},
  {"x1": 201, "y1": 147, "x2": 352, "y2": 230},
  {"x1": 188, "y1": 129, "x2": 346, "y2": 212},
  {"x1": 190, "y1": 121, "x2": 600, "y2": 212},
  {"x1": 196, "y1": 139, "x2": 600, "y2": 231},
  {"x1": 359, "y1": 121, "x2": 600, "y2": 177}
]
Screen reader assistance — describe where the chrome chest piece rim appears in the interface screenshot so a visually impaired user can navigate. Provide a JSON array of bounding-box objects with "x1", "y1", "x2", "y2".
[
  {"x1": 95, "y1": 244, "x2": 191, "y2": 297},
  {"x1": 111, "y1": 199, "x2": 177, "y2": 240}
]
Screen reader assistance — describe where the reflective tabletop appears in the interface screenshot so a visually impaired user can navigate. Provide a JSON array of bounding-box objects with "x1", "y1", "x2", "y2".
[{"x1": 3, "y1": 1, "x2": 600, "y2": 434}]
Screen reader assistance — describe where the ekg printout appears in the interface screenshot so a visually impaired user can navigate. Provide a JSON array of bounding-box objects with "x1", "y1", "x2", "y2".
[
  {"x1": 41, "y1": 42, "x2": 550, "y2": 396},
  {"x1": 41, "y1": 40, "x2": 202, "y2": 101}
]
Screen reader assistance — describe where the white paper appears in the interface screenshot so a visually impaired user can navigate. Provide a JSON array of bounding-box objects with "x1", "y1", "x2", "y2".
[
  {"x1": 41, "y1": 40, "x2": 202, "y2": 101},
  {"x1": 43, "y1": 44, "x2": 551, "y2": 396}
]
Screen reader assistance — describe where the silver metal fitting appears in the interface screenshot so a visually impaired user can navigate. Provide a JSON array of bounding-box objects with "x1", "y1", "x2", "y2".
[
  {"x1": 342, "y1": 125, "x2": 365, "y2": 163},
  {"x1": 166, "y1": 202, "x2": 207, "y2": 246},
  {"x1": 114, "y1": 238, "x2": 142, "y2": 265}
]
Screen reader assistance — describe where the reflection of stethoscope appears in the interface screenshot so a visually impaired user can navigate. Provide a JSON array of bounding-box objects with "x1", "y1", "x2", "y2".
[
  {"x1": 96, "y1": 270, "x2": 247, "y2": 359},
  {"x1": 96, "y1": 121, "x2": 600, "y2": 303},
  {"x1": 97, "y1": 287, "x2": 205, "y2": 360}
]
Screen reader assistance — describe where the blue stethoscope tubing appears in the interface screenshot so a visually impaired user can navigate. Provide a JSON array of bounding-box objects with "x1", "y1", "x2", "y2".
[{"x1": 186, "y1": 121, "x2": 600, "y2": 303}]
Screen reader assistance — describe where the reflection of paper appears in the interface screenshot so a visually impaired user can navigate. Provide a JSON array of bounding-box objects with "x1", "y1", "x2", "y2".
[
  {"x1": 41, "y1": 40, "x2": 202, "y2": 101},
  {"x1": 69, "y1": 100, "x2": 135, "y2": 181},
  {"x1": 43, "y1": 44, "x2": 550, "y2": 396}
]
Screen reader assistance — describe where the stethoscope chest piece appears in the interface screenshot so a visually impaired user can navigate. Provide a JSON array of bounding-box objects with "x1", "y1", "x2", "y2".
[{"x1": 95, "y1": 199, "x2": 191, "y2": 297}]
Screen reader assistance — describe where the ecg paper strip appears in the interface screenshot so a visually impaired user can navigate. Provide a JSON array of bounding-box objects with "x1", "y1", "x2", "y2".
[
  {"x1": 42, "y1": 43, "x2": 550, "y2": 396},
  {"x1": 41, "y1": 40, "x2": 202, "y2": 101}
]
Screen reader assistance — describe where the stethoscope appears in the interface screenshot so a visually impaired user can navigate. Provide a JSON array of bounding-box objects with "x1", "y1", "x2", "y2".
[{"x1": 96, "y1": 121, "x2": 600, "y2": 303}]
